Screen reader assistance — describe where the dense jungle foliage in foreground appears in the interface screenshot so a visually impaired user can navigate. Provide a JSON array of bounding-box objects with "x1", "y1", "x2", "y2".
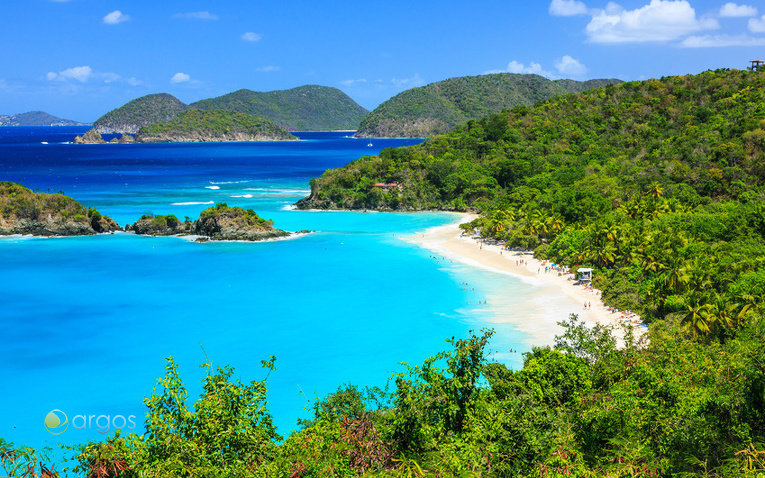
[{"x1": 6, "y1": 315, "x2": 765, "y2": 477}]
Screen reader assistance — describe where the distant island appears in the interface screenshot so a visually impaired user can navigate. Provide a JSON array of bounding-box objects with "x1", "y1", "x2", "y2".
[
  {"x1": 91, "y1": 93, "x2": 188, "y2": 135},
  {"x1": 354, "y1": 73, "x2": 622, "y2": 138},
  {"x1": 0, "y1": 182, "x2": 119, "y2": 235},
  {"x1": 125, "y1": 203, "x2": 296, "y2": 241},
  {"x1": 0, "y1": 111, "x2": 89, "y2": 127},
  {"x1": 75, "y1": 110, "x2": 297, "y2": 143},
  {"x1": 88, "y1": 85, "x2": 368, "y2": 138}
]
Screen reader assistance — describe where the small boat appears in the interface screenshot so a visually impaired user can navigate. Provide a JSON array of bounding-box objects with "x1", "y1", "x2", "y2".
[
  {"x1": 367, "y1": 142, "x2": 373, "y2": 147},
  {"x1": 40, "y1": 142, "x2": 48, "y2": 145}
]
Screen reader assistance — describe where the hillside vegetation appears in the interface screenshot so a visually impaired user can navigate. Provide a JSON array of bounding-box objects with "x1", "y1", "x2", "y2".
[
  {"x1": 190, "y1": 85, "x2": 369, "y2": 131},
  {"x1": 93, "y1": 93, "x2": 188, "y2": 134},
  {"x1": 354, "y1": 73, "x2": 622, "y2": 138},
  {"x1": 134, "y1": 110, "x2": 296, "y2": 142},
  {"x1": 299, "y1": 68, "x2": 765, "y2": 329},
  {"x1": 0, "y1": 181, "x2": 119, "y2": 234}
]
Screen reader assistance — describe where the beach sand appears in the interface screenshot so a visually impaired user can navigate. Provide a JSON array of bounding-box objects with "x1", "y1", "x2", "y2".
[{"x1": 405, "y1": 213, "x2": 634, "y2": 347}]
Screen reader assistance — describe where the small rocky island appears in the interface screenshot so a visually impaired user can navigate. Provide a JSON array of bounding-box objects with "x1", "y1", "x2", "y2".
[
  {"x1": 0, "y1": 182, "x2": 297, "y2": 241},
  {"x1": 125, "y1": 203, "x2": 294, "y2": 241},
  {"x1": 74, "y1": 110, "x2": 297, "y2": 144},
  {"x1": 0, "y1": 182, "x2": 120, "y2": 236}
]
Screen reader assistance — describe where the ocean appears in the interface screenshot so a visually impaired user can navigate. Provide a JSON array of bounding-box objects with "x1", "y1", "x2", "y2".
[{"x1": 0, "y1": 128, "x2": 537, "y2": 466}]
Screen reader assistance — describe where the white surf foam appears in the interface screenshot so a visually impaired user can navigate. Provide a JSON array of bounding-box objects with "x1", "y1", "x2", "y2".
[
  {"x1": 171, "y1": 201, "x2": 215, "y2": 206},
  {"x1": 205, "y1": 186, "x2": 220, "y2": 190}
]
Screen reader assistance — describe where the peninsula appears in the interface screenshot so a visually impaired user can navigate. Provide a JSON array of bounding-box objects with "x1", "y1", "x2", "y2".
[{"x1": 75, "y1": 110, "x2": 297, "y2": 143}]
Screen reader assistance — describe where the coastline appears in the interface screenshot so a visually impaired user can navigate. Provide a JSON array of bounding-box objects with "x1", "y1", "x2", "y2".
[{"x1": 404, "y1": 213, "x2": 632, "y2": 347}]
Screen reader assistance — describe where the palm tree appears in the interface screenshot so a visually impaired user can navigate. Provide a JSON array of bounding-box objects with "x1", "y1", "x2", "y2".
[
  {"x1": 647, "y1": 181, "x2": 664, "y2": 200},
  {"x1": 682, "y1": 297, "x2": 713, "y2": 335},
  {"x1": 486, "y1": 209, "x2": 510, "y2": 236}
]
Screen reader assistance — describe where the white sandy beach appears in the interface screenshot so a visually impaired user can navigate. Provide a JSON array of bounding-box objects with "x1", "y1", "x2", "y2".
[{"x1": 405, "y1": 213, "x2": 639, "y2": 347}]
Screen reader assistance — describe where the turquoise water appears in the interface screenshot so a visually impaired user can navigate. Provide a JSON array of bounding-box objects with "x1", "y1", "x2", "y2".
[{"x1": 0, "y1": 129, "x2": 531, "y2": 464}]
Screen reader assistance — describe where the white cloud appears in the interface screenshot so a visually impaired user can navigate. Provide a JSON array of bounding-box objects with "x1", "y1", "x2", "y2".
[
  {"x1": 554, "y1": 55, "x2": 587, "y2": 75},
  {"x1": 173, "y1": 11, "x2": 219, "y2": 20},
  {"x1": 391, "y1": 73, "x2": 425, "y2": 88},
  {"x1": 103, "y1": 10, "x2": 130, "y2": 25},
  {"x1": 47, "y1": 66, "x2": 92, "y2": 82},
  {"x1": 170, "y1": 72, "x2": 191, "y2": 84},
  {"x1": 719, "y1": 3, "x2": 758, "y2": 17},
  {"x1": 750, "y1": 14, "x2": 765, "y2": 32},
  {"x1": 585, "y1": 0, "x2": 719, "y2": 44},
  {"x1": 485, "y1": 61, "x2": 554, "y2": 77},
  {"x1": 508, "y1": 60, "x2": 546, "y2": 75},
  {"x1": 256, "y1": 66, "x2": 280, "y2": 72},
  {"x1": 45, "y1": 66, "x2": 143, "y2": 86},
  {"x1": 681, "y1": 33, "x2": 765, "y2": 47},
  {"x1": 241, "y1": 32, "x2": 262, "y2": 42},
  {"x1": 339, "y1": 78, "x2": 367, "y2": 87},
  {"x1": 549, "y1": 0, "x2": 588, "y2": 16}
]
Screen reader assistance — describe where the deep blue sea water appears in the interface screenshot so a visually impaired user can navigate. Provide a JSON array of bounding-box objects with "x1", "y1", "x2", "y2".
[{"x1": 0, "y1": 127, "x2": 535, "y2": 469}]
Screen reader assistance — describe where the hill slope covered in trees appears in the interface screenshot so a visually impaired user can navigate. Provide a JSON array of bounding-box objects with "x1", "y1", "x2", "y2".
[
  {"x1": 299, "y1": 68, "x2": 765, "y2": 329},
  {"x1": 134, "y1": 110, "x2": 297, "y2": 142},
  {"x1": 190, "y1": 85, "x2": 369, "y2": 131},
  {"x1": 353, "y1": 73, "x2": 622, "y2": 138},
  {"x1": 92, "y1": 93, "x2": 188, "y2": 134}
]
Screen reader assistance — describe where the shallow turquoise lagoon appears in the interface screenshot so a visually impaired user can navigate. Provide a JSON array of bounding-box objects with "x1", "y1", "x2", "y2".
[{"x1": 0, "y1": 129, "x2": 531, "y2": 459}]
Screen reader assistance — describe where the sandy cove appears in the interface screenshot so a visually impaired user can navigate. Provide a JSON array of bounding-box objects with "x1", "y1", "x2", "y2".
[{"x1": 405, "y1": 213, "x2": 638, "y2": 347}]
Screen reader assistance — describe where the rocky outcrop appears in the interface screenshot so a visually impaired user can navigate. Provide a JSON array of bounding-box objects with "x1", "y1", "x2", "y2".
[
  {"x1": 126, "y1": 204, "x2": 293, "y2": 241},
  {"x1": 0, "y1": 182, "x2": 120, "y2": 236},
  {"x1": 108, "y1": 134, "x2": 136, "y2": 143},
  {"x1": 193, "y1": 213, "x2": 290, "y2": 241},
  {"x1": 73, "y1": 129, "x2": 106, "y2": 144},
  {"x1": 134, "y1": 130, "x2": 292, "y2": 143}
]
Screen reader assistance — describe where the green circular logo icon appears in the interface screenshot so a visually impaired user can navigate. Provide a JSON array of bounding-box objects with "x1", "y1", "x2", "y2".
[{"x1": 44, "y1": 409, "x2": 68, "y2": 435}]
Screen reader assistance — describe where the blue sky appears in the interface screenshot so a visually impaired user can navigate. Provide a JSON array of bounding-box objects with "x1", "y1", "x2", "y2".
[{"x1": 3, "y1": 0, "x2": 765, "y2": 122}]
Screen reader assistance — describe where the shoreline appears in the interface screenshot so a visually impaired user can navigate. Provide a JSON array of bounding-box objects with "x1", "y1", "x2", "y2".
[{"x1": 405, "y1": 213, "x2": 636, "y2": 347}]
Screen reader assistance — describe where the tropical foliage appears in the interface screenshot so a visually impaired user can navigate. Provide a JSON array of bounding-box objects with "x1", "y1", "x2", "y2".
[
  {"x1": 6, "y1": 315, "x2": 747, "y2": 477},
  {"x1": 300, "y1": 68, "x2": 765, "y2": 336},
  {"x1": 93, "y1": 93, "x2": 188, "y2": 133},
  {"x1": 354, "y1": 73, "x2": 621, "y2": 138},
  {"x1": 135, "y1": 110, "x2": 296, "y2": 142},
  {"x1": 190, "y1": 85, "x2": 369, "y2": 131}
]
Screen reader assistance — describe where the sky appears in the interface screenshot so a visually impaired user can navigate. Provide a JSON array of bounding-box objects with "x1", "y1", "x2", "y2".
[{"x1": 2, "y1": 0, "x2": 765, "y2": 122}]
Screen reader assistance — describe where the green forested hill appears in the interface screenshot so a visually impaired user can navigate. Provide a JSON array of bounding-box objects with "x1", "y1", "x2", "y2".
[
  {"x1": 134, "y1": 110, "x2": 296, "y2": 142},
  {"x1": 354, "y1": 73, "x2": 622, "y2": 138},
  {"x1": 190, "y1": 85, "x2": 369, "y2": 131},
  {"x1": 299, "y1": 67, "x2": 765, "y2": 331},
  {"x1": 92, "y1": 93, "x2": 188, "y2": 134}
]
